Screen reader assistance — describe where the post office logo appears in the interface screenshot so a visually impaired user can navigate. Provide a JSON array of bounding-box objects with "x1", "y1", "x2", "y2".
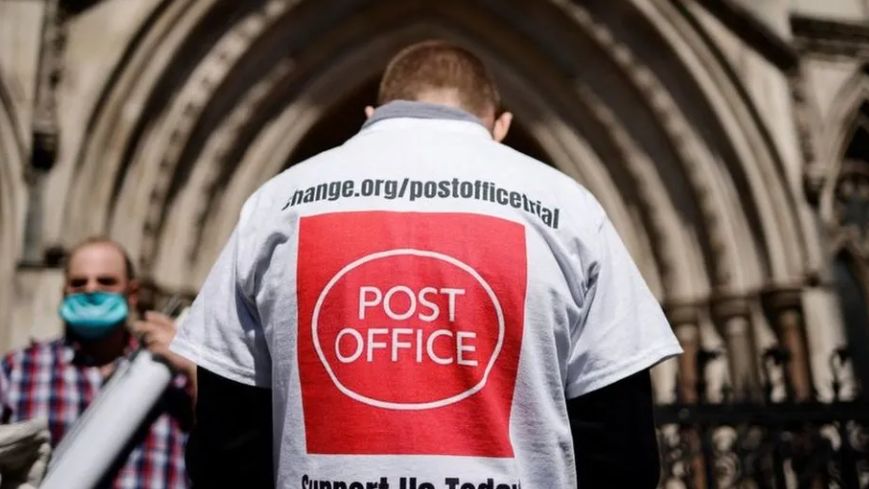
[
  {"x1": 313, "y1": 248, "x2": 504, "y2": 410},
  {"x1": 297, "y1": 211, "x2": 526, "y2": 456}
]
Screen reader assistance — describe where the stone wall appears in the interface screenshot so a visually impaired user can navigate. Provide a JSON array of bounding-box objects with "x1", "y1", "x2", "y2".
[{"x1": 0, "y1": 0, "x2": 865, "y2": 401}]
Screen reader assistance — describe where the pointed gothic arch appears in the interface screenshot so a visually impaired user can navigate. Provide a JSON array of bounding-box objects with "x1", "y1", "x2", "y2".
[
  {"x1": 0, "y1": 75, "x2": 27, "y2": 350},
  {"x1": 62, "y1": 0, "x2": 808, "y2": 298},
  {"x1": 812, "y1": 67, "x2": 869, "y2": 392},
  {"x1": 50, "y1": 0, "x2": 824, "y2": 400}
]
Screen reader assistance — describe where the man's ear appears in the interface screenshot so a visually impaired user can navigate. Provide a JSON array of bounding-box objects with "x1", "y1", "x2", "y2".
[
  {"x1": 126, "y1": 279, "x2": 140, "y2": 312},
  {"x1": 492, "y1": 111, "x2": 513, "y2": 142},
  {"x1": 365, "y1": 106, "x2": 375, "y2": 118}
]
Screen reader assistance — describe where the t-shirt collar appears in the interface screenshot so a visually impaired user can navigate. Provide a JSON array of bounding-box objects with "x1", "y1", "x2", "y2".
[{"x1": 361, "y1": 100, "x2": 489, "y2": 132}]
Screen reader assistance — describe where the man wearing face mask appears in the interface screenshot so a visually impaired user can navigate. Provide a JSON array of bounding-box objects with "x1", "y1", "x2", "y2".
[{"x1": 0, "y1": 237, "x2": 194, "y2": 488}]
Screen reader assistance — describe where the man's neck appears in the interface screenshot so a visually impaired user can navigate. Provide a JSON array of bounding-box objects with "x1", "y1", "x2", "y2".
[{"x1": 71, "y1": 326, "x2": 130, "y2": 367}]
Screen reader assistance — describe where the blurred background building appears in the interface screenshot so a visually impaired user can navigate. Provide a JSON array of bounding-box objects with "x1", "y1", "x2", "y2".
[{"x1": 1, "y1": 0, "x2": 868, "y2": 486}]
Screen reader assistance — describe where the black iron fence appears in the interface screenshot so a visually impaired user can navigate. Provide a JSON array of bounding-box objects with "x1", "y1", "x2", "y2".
[{"x1": 655, "y1": 350, "x2": 869, "y2": 488}]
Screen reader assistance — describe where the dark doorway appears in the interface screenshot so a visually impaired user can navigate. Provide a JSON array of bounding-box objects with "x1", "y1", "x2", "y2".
[
  {"x1": 833, "y1": 253, "x2": 869, "y2": 390},
  {"x1": 832, "y1": 101, "x2": 869, "y2": 390},
  {"x1": 285, "y1": 78, "x2": 552, "y2": 167}
]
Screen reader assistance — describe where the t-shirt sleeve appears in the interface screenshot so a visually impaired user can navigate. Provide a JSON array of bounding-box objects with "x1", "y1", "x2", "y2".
[
  {"x1": 171, "y1": 196, "x2": 271, "y2": 387},
  {"x1": 565, "y1": 216, "x2": 682, "y2": 399}
]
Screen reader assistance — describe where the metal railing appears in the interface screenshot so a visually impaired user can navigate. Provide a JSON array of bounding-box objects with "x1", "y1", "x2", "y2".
[{"x1": 655, "y1": 349, "x2": 869, "y2": 488}]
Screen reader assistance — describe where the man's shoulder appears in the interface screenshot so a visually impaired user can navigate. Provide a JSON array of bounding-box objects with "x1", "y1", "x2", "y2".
[
  {"x1": 487, "y1": 142, "x2": 601, "y2": 208},
  {"x1": 276, "y1": 145, "x2": 346, "y2": 178},
  {"x1": 2, "y1": 338, "x2": 66, "y2": 370},
  {"x1": 244, "y1": 145, "x2": 347, "y2": 203},
  {"x1": 491, "y1": 142, "x2": 583, "y2": 184}
]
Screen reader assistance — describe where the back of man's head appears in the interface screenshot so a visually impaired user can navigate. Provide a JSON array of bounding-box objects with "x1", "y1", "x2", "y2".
[{"x1": 378, "y1": 40, "x2": 501, "y2": 120}]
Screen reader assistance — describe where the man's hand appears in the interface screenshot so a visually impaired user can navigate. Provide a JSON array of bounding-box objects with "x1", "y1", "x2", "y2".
[
  {"x1": 0, "y1": 417, "x2": 51, "y2": 489},
  {"x1": 133, "y1": 311, "x2": 196, "y2": 382}
]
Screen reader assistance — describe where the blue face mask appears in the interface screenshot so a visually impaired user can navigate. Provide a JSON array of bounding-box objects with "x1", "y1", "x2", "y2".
[{"x1": 59, "y1": 292, "x2": 129, "y2": 340}]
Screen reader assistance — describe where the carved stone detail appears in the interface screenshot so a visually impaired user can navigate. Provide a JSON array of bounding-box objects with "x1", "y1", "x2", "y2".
[
  {"x1": 138, "y1": 0, "x2": 292, "y2": 274},
  {"x1": 792, "y1": 15, "x2": 869, "y2": 60},
  {"x1": 666, "y1": 302, "x2": 702, "y2": 403},
  {"x1": 555, "y1": 1, "x2": 744, "y2": 289},
  {"x1": 711, "y1": 296, "x2": 762, "y2": 401},
  {"x1": 762, "y1": 288, "x2": 814, "y2": 401}
]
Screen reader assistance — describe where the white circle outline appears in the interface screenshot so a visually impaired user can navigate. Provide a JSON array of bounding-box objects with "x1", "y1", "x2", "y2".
[{"x1": 312, "y1": 248, "x2": 505, "y2": 411}]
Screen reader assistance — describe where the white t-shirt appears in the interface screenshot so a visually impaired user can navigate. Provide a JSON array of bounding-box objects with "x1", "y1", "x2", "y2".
[{"x1": 172, "y1": 102, "x2": 682, "y2": 489}]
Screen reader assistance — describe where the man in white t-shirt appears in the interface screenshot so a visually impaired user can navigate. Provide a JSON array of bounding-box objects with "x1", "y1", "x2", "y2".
[{"x1": 172, "y1": 40, "x2": 682, "y2": 488}]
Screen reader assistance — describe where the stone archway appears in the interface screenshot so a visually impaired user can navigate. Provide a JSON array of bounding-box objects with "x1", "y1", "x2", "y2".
[
  {"x1": 54, "y1": 0, "x2": 819, "y2": 401},
  {"x1": 0, "y1": 78, "x2": 27, "y2": 352},
  {"x1": 284, "y1": 77, "x2": 551, "y2": 169}
]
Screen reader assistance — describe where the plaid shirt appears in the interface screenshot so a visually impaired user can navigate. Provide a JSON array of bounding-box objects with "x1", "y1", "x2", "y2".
[{"x1": 0, "y1": 338, "x2": 190, "y2": 489}]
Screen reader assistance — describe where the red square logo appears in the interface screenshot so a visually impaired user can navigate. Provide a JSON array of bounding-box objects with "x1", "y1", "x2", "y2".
[{"x1": 297, "y1": 211, "x2": 527, "y2": 456}]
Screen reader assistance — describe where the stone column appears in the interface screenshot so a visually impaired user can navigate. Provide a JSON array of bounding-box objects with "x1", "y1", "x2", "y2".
[
  {"x1": 666, "y1": 302, "x2": 701, "y2": 403},
  {"x1": 763, "y1": 288, "x2": 814, "y2": 401},
  {"x1": 22, "y1": 0, "x2": 62, "y2": 264},
  {"x1": 666, "y1": 303, "x2": 707, "y2": 489},
  {"x1": 712, "y1": 296, "x2": 762, "y2": 402}
]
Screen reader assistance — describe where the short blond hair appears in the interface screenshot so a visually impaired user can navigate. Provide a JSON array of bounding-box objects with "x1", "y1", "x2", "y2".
[{"x1": 378, "y1": 40, "x2": 501, "y2": 118}]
